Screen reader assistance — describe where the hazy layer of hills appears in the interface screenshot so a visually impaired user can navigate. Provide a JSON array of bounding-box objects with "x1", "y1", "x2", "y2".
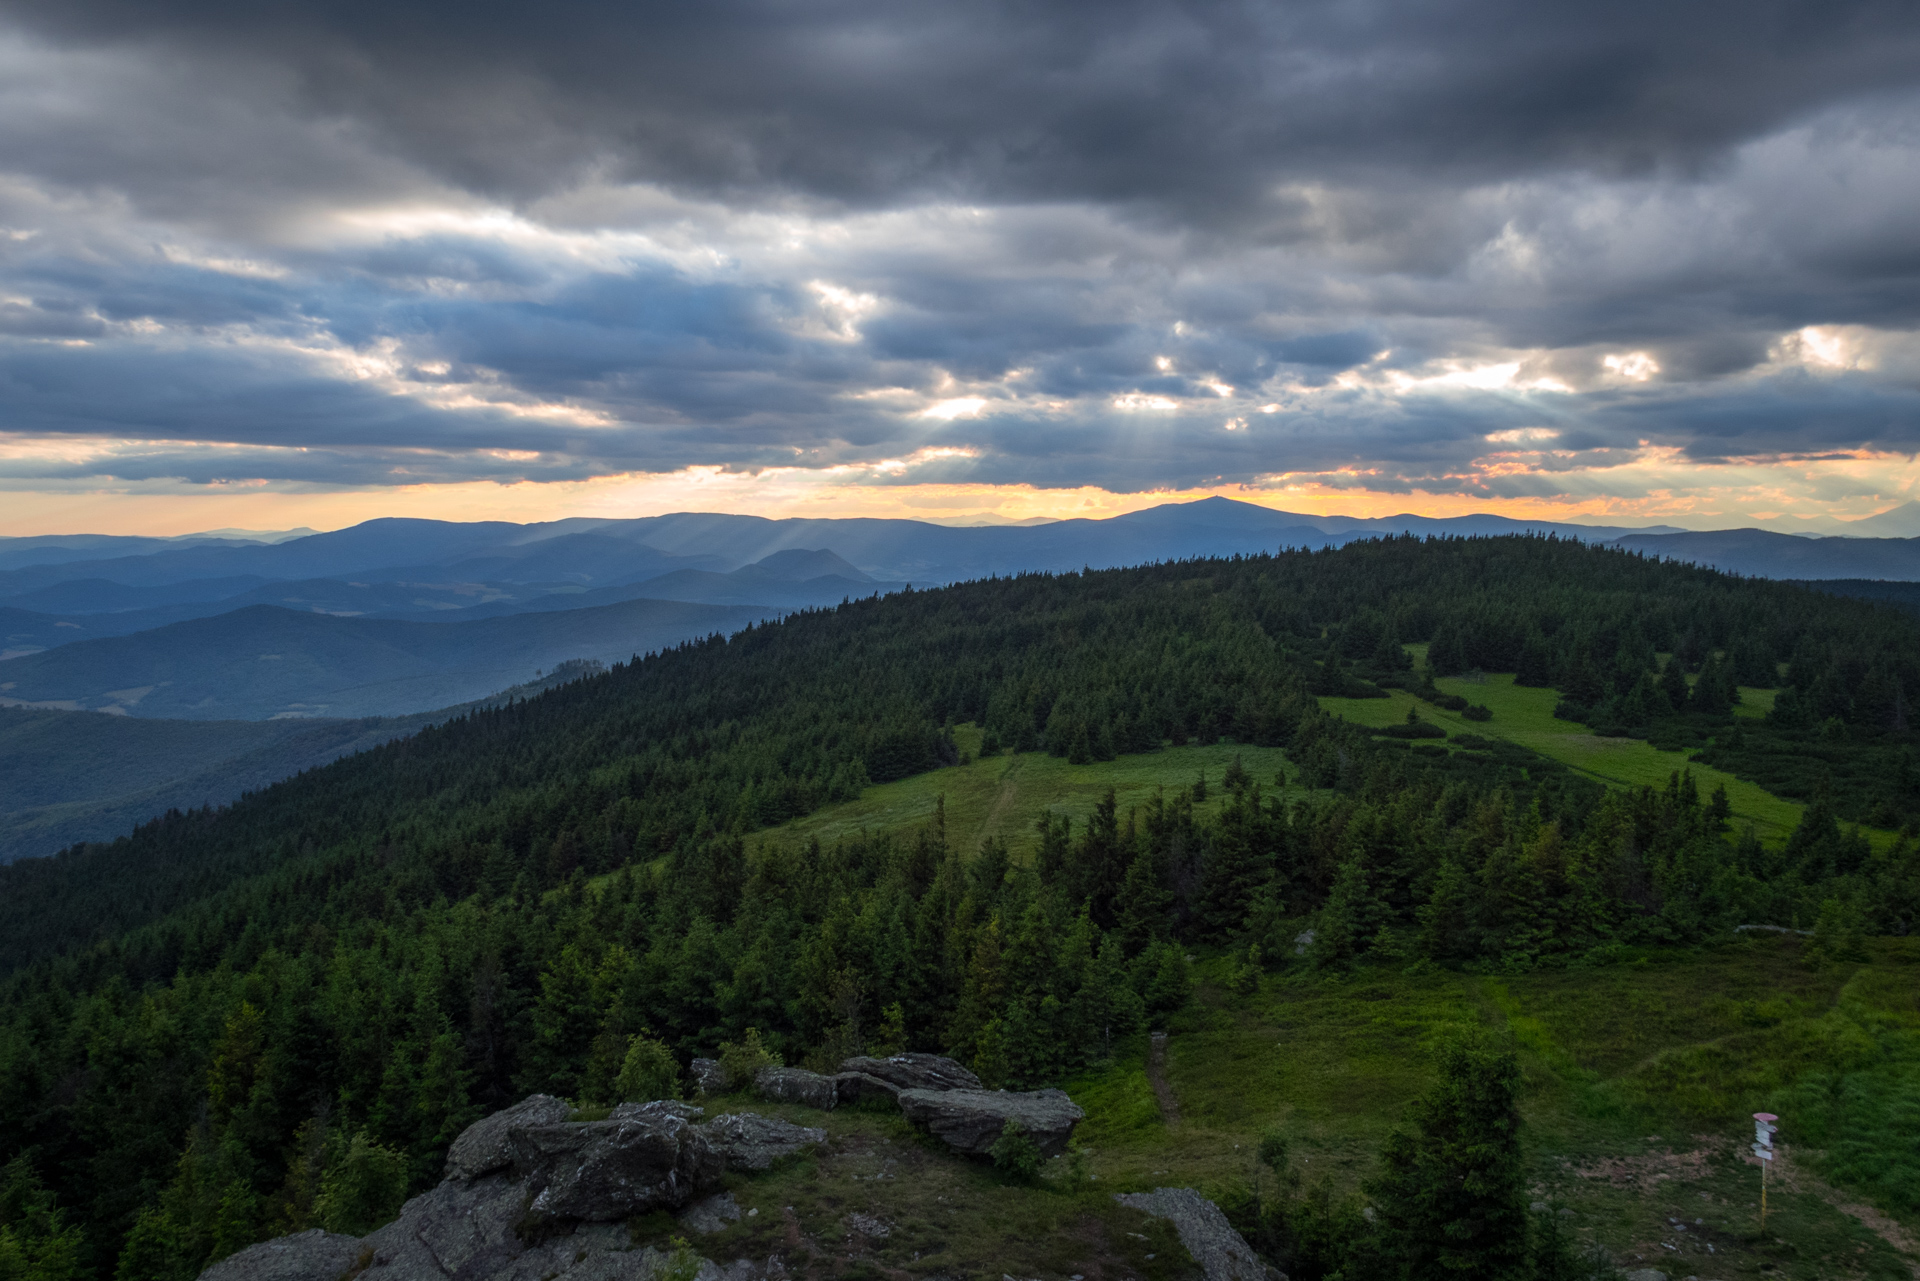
[
  {"x1": 0, "y1": 597, "x2": 777, "y2": 720},
  {"x1": 3, "y1": 496, "x2": 1918, "y2": 863},
  {"x1": 0, "y1": 662, "x2": 617, "y2": 866}
]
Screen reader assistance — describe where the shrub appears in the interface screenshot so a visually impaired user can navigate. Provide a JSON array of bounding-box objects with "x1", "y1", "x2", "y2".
[
  {"x1": 990, "y1": 1120, "x2": 1043, "y2": 1181},
  {"x1": 717, "y1": 1027, "x2": 781, "y2": 1090},
  {"x1": 314, "y1": 1131, "x2": 408, "y2": 1237},
  {"x1": 615, "y1": 1032, "x2": 682, "y2": 1102},
  {"x1": 1462, "y1": 704, "x2": 1492, "y2": 722}
]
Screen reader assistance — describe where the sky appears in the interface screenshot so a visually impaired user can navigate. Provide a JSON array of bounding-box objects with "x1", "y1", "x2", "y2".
[{"x1": 2, "y1": 0, "x2": 1920, "y2": 536}]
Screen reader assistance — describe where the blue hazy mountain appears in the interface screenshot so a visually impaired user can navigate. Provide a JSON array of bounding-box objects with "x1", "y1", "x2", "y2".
[{"x1": 0, "y1": 597, "x2": 776, "y2": 721}]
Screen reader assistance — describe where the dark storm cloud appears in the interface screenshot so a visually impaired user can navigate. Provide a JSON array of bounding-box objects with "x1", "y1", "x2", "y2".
[
  {"x1": 9, "y1": 0, "x2": 1920, "y2": 216},
  {"x1": 0, "y1": 0, "x2": 1917, "y2": 498}
]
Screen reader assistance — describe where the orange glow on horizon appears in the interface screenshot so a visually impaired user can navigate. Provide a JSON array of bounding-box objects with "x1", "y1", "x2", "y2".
[{"x1": 2, "y1": 456, "x2": 1916, "y2": 539}]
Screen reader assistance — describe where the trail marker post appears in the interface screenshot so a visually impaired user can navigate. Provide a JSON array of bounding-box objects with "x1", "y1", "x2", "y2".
[{"x1": 1752, "y1": 1112, "x2": 1778, "y2": 1229}]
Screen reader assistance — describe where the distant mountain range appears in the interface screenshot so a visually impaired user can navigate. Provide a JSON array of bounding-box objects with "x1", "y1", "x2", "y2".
[
  {"x1": 5, "y1": 498, "x2": 1918, "y2": 676},
  {"x1": 3, "y1": 495, "x2": 1918, "y2": 862}
]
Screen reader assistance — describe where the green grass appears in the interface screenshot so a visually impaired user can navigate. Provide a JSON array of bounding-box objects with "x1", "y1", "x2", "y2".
[
  {"x1": 748, "y1": 728, "x2": 1295, "y2": 863},
  {"x1": 1061, "y1": 935, "x2": 1920, "y2": 1280},
  {"x1": 705, "y1": 745, "x2": 1919, "y2": 1278},
  {"x1": 1321, "y1": 674, "x2": 1808, "y2": 844},
  {"x1": 631, "y1": 1093, "x2": 1199, "y2": 1279}
]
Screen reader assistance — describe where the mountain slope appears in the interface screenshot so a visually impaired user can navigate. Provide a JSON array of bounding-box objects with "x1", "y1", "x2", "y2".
[
  {"x1": 0, "y1": 538, "x2": 1915, "y2": 1281},
  {"x1": 1615, "y1": 527, "x2": 1920, "y2": 578},
  {"x1": 0, "y1": 597, "x2": 776, "y2": 719},
  {"x1": 0, "y1": 708, "x2": 423, "y2": 864}
]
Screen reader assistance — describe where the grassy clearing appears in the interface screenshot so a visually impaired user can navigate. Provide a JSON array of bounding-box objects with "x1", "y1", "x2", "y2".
[
  {"x1": 1061, "y1": 934, "x2": 1920, "y2": 1280},
  {"x1": 748, "y1": 731, "x2": 1296, "y2": 863},
  {"x1": 1321, "y1": 674, "x2": 1808, "y2": 844}
]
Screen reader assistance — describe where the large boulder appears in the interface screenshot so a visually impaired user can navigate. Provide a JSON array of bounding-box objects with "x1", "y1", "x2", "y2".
[
  {"x1": 689, "y1": 1057, "x2": 728, "y2": 1096},
  {"x1": 839, "y1": 1053, "x2": 981, "y2": 1093},
  {"x1": 198, "y1": 1229, "x2": 364, "y2": 1281},
  {"x1": 896, "y1": 1087, "x2": 1085, "y2": 1157},
  {"x1": 699, "y1": 1112, "x2": 827, "y2": 1171},
  {"x1": 1113, "y1": 1188, "x2": 1281, "y2": 1281},
  {"x1": 752, "y1": 1065, "x2": 839, "y2": 1110},
  {"x1": 444, "y1": 1093, "x2": 572, "y2": 1181},
  {"x1": 508, "y1": 1112, "x2": 724, "y2": 1221}
]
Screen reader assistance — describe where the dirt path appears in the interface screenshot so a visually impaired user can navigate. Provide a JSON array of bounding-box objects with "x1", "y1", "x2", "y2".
[
  {"x1": 1771, "y1": 1147, "x2": 1920, "y2": 1276},
  {"x1": 967, "y1": 758, "x2": 1023, "y2": 852},
  {"x1": 1147, "y1": 1032, "x2": 1180, "y2": 1126}
]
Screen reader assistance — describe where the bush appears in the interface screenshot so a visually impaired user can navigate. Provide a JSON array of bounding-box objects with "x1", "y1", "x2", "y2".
[
  {"x1": 717, "y1": 1027, "x2": 782, "y2": 1090},
  {"x1": 615, "y1": 1032, "x2": 681, "y2": 1102},
  {"x1": 1552, "y1": 700, "x2": 1590, "y2": 723},
  {"x1": 989, "y1": 1120, "x2": 1043, "y2": 1181},
  {"x1": 1227, "y1": 944, "x2": 1263, "y2": 994},
  {"x1": 314, "y1": 1131, "x2": 408, "y2": 1237},
  {"x1": 1377, "y1": 722, "x2": 1446, "y2": 739},
  {"x1": 1462, "y1": 704, "x2": 1492, "y2": 722}
]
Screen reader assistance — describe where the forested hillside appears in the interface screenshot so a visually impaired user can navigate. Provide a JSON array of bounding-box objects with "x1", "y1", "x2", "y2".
[{"x1": 1, "y1": 537, "x2": 1916, "y2": 1279}]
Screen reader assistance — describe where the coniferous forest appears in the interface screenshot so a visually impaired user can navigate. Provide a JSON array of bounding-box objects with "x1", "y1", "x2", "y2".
[{"x1": 1, "y1": 536, "x2": 1917, "y2": 1278}]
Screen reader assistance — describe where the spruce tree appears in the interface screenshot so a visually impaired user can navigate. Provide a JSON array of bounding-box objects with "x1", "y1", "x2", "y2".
[{"x1": 1366, "y1": 1033, "x2": 1529, "y2": 1281}]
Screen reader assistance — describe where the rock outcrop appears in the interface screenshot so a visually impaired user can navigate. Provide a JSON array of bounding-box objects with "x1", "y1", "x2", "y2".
[
  {"x1": 690, "y1": 1056, "x2": 728, "y2": 1096},
  {"x1": 198, "y1": 1229, "x2": 364, "y2": 1281},
  {"x1": 1114, "y1": 1188, "x2": 1282, "y2": 1281},
  {"x1": 701, "y1": 1111, "x2": 827, "y2": 1171},
  {"x1": 896, "y1": 1087, "x2": 1085, "y2": 1157},
  {"x1": 510, "y1": 1111, "x2": 723, "y2": 1222},
  {"x1": 837, "y1": 1053, "x2": 981, "y2": 1093},
  {"x1": 444, "y1": 1092, "x2": 572, "y2": 1180},
  {"x1": 751, "y1": 1065, "x2": 839, "y2": 1109},
  {"x1": 195, "y1": 1099, "x2": 787, "y2": 1281}
]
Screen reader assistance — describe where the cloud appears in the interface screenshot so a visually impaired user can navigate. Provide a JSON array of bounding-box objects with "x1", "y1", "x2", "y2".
[{"x1": 0, "y1": 0, "x2": 1918, "y2": 515}]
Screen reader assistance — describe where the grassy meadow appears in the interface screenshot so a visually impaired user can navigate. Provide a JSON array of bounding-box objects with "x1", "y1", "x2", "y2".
[
  {"x1": 747, "y1": 731, "x2": 1297, "y2": 864},
  {"x1": 697, "y1": 727, "x2": 1920, "y2": 1279}
]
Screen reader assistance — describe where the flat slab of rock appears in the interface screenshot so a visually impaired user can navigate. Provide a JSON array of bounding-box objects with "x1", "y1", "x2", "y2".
[
  {"x1": 444, "y1": 1093, "x2": 572, "y2": 1180},
  {"x1": 752, "y1": 1065, "x2": 838, "y2": 1109},
  {"x1": 699, "y1": 1111, "x2": 826, "y2": 1171},
  {"x1": 1113, "y1": 1188, "x2": 1279, "y2": 1281},
  {"x1": 509, "y1": 1113, "x2": 723, "y2": 1221},
  {"x1": 680, "y1": 1190, "x2": 743, "y2": 1235},
  {"x1": 198, "y1": 1229, "x2": 364, "y2": 1281},
  {"x1": 612, "y1": 1099, "x2": 705, "y2": 1123},
  {"x1": 838, "y1": 1052, "x2": 981, "y2": 1093},
  {"x1": 832, "y1": 1070, "x2": 901, "y2": 1106},
  {"x1": 896, "y1": 1087, "x2": 1085, "y2": 1157}
]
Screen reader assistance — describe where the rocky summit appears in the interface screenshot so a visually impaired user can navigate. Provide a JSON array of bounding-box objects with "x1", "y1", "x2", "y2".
[{"x1": 198, "y1": 1101, "x2": 820, "y2": 1281}]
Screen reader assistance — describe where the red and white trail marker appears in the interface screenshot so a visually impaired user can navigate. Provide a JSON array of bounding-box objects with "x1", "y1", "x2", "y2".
[{"x1": 1753, "y1": 1112, "x2": 1779, "y2": 1227}]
